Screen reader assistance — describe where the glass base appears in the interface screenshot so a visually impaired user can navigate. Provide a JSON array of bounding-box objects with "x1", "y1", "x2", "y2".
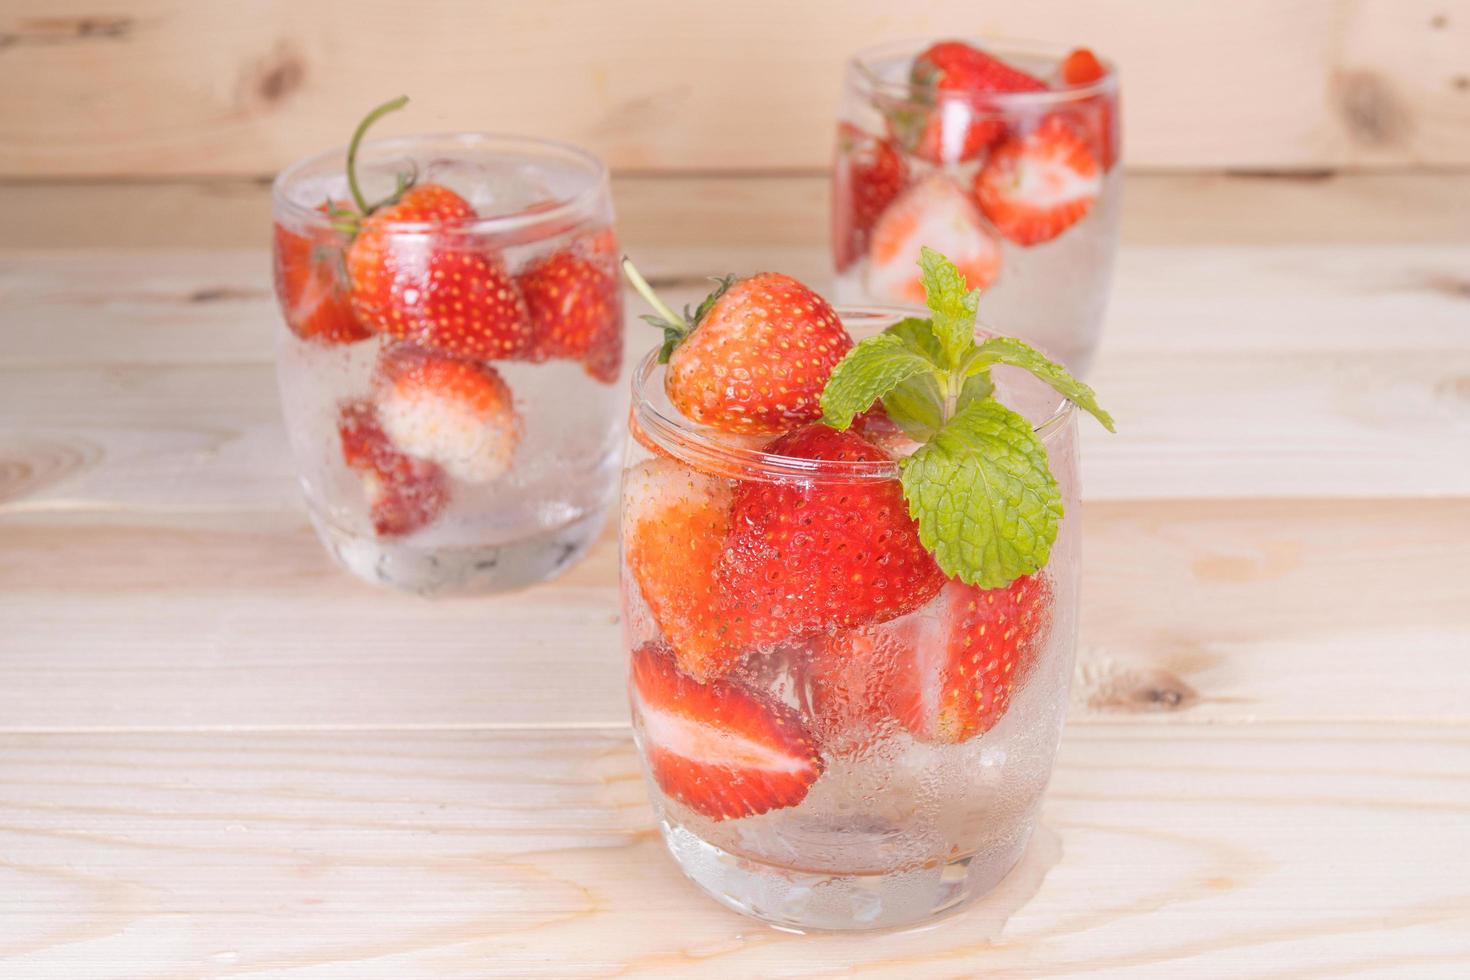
[
  {"x1": 660, "y1": 819, "x2": 1033, "y2": 932},
  {"x1": 310, "y1": 509, "x2": 606, "y2": 596}
]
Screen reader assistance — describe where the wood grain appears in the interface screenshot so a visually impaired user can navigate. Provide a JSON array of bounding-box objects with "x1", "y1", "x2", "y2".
[
  {"x1": 5, "y1": 173, "x2": 1470, "y2": 250},
  {"x1": 0, "y1": 497, "x2": 1465, "y2": 731},
  {"x1": 1, "y1": 725, "x2": 1467, "y2": 976},
  {"x1": 1, "y1": 1, "x2": 1468, "y2": 175},
  {"x1": 3, "y1": 247, "x2": 1467, "y2": 510}
]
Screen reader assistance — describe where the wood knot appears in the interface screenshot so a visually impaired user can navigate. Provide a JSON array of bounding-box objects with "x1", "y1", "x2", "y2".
[
  {"x1": 1074, "y1": 657, "x2": 1200, "y2": 715},
  {"x1": 241, "y1": 41, "x2": 306, "y2": 109},
  {"x1": 1333, "y1": 70, "x2": 1412, "y2": 147}
]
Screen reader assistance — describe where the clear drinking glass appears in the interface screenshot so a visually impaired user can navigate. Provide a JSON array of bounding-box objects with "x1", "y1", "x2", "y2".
[
  {"x1": 622, "y1": 309, "x2": 1080, "y2": 931},
  {"x1": 272, "y1": 134, "x2": 623, "y2": 594},
  {"x1": 832, "y1": 38, "x2": 1121, "y2": 375}
]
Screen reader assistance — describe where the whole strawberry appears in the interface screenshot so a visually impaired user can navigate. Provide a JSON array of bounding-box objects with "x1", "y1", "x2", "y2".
[
  {"x1": 373, "y1": 343, "x2": 521, "y2": 485},
  {"x1": 330, "y1": 97, "x2": 535, "y2": 361},
  {"x1": 348, "y1": 183, "x2": 534, "y2": 360},
  {"x1": 718, "y1": 423, "x2": 944, "y2": 644},
  {"x1": 272, "y1": 203, "x2": 371, "y2": 345},
  {"x1": 518, "y1": 229, "x2": 623, "y2": 383},
  {"x1": 623, "y1": 262, "x2": 853, "y2": 434}
]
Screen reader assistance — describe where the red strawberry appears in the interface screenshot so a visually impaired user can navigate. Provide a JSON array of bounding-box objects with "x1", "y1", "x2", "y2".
[
  {"x1": 374, "y1": 344, "x2": 521, "y2": 484},
  {"x1": 272, "y1": 206, "x2": 371, "y2": 344},
  {"x1": 651, "y1": 273, "x2": 853, "y2": 434},
  {"x1": 630, "y1": 641, "x2": 823, "y2": 821},
  {"x1": 903, "y1": 41, "x2": 1047, "y2": 165},
  {"x1": 1057, "y1": 47, "x2": 1119, "y2": 171},
  {"x1": 1060, "y1": 47, "x2": 1106, "y2": 85},
  {"x1": 832, "y1": 124, "x2": 907, "y2": 273},
  {"x1": 624, "y1": 458, "x2": 750, "y2": 682},
  {"x1": 337, "y1": 400, "x2": 450, "y2": 537},
  {"x1": 347, "y1": 183, "x2": 535, "y2": 361},
  {"x1": 973, "y1": 116, "x2": 1102, "y2": 246},
  {"x1": 866, "y1": 175, "x2": 1002, "y2": 304},
  {"x1": 718, "y1": 424, "x2": 944, "y2": 645},
  {"x1": 518, "y1": 231, "x2": 623, "y2": 384},
  {"x1": 811, "y1": 574, "x2": 1053, "y2": 745}
]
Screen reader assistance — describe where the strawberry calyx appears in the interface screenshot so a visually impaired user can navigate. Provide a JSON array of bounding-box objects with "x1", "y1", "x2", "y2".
[{"x1": 621, "y1": 257, "x2": 734, "y2": 364}]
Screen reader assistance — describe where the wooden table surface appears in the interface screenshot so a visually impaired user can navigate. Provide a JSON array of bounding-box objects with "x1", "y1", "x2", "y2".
[{"x1": 2, "y1": 175, "x2": 1469, "y2": 978}]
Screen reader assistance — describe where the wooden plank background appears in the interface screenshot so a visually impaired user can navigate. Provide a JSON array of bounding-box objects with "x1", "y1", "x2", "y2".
[{"x1": 1, "y1": 0, "x2": 1468, "y2": 177}]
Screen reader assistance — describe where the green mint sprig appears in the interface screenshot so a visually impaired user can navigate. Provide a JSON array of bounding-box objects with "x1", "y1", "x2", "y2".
[{"x1": 820, "y1": 246, "x2": 1114, "y2": 589}]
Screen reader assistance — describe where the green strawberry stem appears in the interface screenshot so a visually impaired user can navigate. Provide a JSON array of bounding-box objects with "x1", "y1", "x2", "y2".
[
  {"x1": 345, "y1": 95, "x2": 412, "y2": 218},
  {"x1": 620, "y1": 258, "x2": 684, "y2": 331}
]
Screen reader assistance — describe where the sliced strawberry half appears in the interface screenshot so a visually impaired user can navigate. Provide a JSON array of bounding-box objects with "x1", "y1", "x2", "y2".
[
  {"x1": 718, "y1": 424, "x2": 944, "y2": 646},
  {"x1": 347, "y1": 183, "x2": 536, "y2": 361},
  {"x1": 624, "y1": 458, "x2": 751, "y2": 682},
  {"x1": 272, "y1": 205, "x2": 372, "y2": 345},
  {"x1": 374, "y1": 343, "x2": 521, "y2": 484},
  {"x1": 832, "y1": 123, "x2": 907, "y2": 273},
  {"x1": 518, "y1": 230, "x2": 624, "y2": 384},
  {"x1": 630, "y1": 641, "x2": 823, "y2": 821},
  {"x1": 866, "y1": 175, "x2": 1002, "y2": 305},
  {"x1": 337, "y1": 400, "x2": 450, "y2": 537},
  {"x1": 973, "y1": 116, "x2": 1102, "y2": 246},
  {"x1": 811, "y1": 574, "x2": 1054, "y2": 745}
]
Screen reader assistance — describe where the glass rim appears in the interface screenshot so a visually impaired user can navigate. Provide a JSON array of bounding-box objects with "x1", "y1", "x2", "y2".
[
  {"x1": 629, "y1": 306, "x2": 1077, "y2": 482},
  {"x1": 849, "y1": 35, "x2": 1118, "y2": 108},
  {"x1": 271, "y1": 132, "x2": 610, "y2": 236}
]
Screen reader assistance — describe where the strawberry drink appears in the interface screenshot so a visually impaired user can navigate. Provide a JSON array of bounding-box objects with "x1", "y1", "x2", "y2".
[
  {"x1": 272, "y1": 98, "x2": 623, "y2": 594},
  {"x1": 833, "y1": 39, "x2": 1121, "y2": 375},
  {"x1": 621, "y1": 249, "x2": 1113, "y2": 930}
]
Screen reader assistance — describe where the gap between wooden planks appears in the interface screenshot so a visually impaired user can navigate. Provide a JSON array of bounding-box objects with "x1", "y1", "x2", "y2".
[
  {"x1": 0, "y1": 725, "x2": 1466, "y2": 977},
  {"x1": 1, "y1": 172, "x2": 1469, "y2": 249}
]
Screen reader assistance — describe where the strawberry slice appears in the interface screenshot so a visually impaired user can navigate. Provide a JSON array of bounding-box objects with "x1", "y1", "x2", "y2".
[
  {"x1": 866, "y1": 175, "x2": 1002, "y2": 304},
  {"x1": 374, "y1": 343, "x2": 521, "y2": 484},
  {"x1": 832, "y1": 123, "x2": 907, "y2": 273},
  {"x1": 811, "y1": 574, "x2": 1053, "y2": 745},
  {"x1": 901, "y1": 41, "x2": 1048, "y2": 165},
  {"x1": 973, "y1": 116, "x2": 1102, "y2": 246},
  {"x1": 518, "y1": 230, "x2": 624, "y2": 384},
  {"x1": 624, "y1": 458, "x2": 750, "y2": 682},
  {"x1": 347, "y1": 183, "x2": 535, "y2": 361},
  {"x1": 1057, "y1": 47, "x2": 1119, "y2": 171},
  {"x1": 337, "y1": 400, "x2": 450, "y2": 537},
  {"x1": 272, "y1": 205, "x2": 371, "y2": 345},
  {"x1": 719, "y1": 424, "x2": 944, "y2": 645},
  {"x1": 630, "y1": 641, "x2": 823, "y2": 821}
]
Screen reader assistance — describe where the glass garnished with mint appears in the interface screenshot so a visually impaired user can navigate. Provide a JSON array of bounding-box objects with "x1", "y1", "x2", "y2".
[{"x1": 620, "y1": 248, "x2": 1111, "y2": 930}]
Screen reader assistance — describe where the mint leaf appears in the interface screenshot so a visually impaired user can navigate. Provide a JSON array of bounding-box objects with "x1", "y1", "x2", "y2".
[
  {"x1": 899, "y1": 398, "x2": 1063, "y2": 589},
  {"x1": 881, "y1": 374, "x2": 945, "y2": 440},
  {"x1": 970, "y1": 336, "x2": 1115, "y2": 432},
  {"x1": 955, "y1": 370, "x2": 995, "y2": 414},
  {"x1": 884, "y1": 316, "x2": 945, "y2": 362},
  {"x1": 919, "y1": 246, "x2": 980, "y2": 368},
  {"x1": 820, "y1": 334, "x2": 935, "y2": 431}
]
